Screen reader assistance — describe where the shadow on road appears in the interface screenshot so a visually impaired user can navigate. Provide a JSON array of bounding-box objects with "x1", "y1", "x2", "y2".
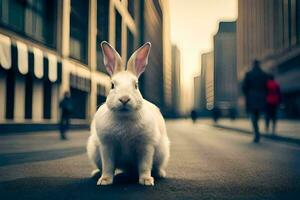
[
  {"x1": 0, "y1": 175, "x2": 300, "y2": 200},
  {"x1": 0, "y1": 147, "x2": 86, "y2": 167},
  {"x1": 212, "y1": 124, "x2": 300, "y2": 146}
]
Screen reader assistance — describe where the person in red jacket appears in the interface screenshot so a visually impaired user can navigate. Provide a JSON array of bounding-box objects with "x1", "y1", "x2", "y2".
[{"x1": 265, "y1": 74, "x2": 281, "y2": 134}]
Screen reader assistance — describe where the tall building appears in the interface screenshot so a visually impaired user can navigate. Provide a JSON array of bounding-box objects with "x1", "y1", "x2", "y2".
[
  {"x1": 194, "y1": 55, "x2": 207, "y2": 114},
  {"x1": 237, "y1": 0, "x2": 300, "y2": 118},
  {"x1": 202, "y1": 51, "x2": 214, "y2": 113},
  {"x1": 171, "y1": 44, "x2": 181, "y2": 117},
  {"x1": 0, "y1": 0, "x2": 171, "y2": 132},
  {"x1": 213, "y1": 21, "x2": 238, "y2": 115},
  {"x1": 204, "y1": 52, "x2": 214, "y2": 112},
  {"x1": 199, "y1": 58, "x2": 206, "y2": 113},
  {"x1": 194, "y1": 51, "x2": 214, "y2": 115},
  {"x1": 193, "y1": 75, "x2": 201, "y2": 112},
  {"x1": 139, "y1": 0, "x2": 172, "y2": 115}
]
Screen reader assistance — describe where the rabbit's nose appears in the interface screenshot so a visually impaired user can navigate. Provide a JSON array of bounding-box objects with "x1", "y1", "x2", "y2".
[{"x1": 119, "y1": 96, "x2": 130, "y2": 105}]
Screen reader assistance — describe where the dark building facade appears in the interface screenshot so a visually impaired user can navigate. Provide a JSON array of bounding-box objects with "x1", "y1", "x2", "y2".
[
  {"x1": 237, "y1": 0, "x2": 300, "y2": 118},
  {"x1": 193, "y1": 75, "x2": 201, "y2": 112},
  {"x1": 201, "y1": 51, "x2": 214, "y2": 115},
  {"x1": 194, "y1": 51, "x2": 214, "y2": 116},
  {"x1": 0, "y1": 0, "x2": 171, "y2": 132},
  {"x1": 203, "y1": 52, "x2": 214, "y2": 112},
  {"x1": 139, "y1": 0, "x2": 172, "y2": 115},
  {"x1": 171, "y1": 44, "x2": 182, "y2": 117},
  {"x1": 199, "y1": 57, "x2": 207, "y2": 113},
  {"x1": 213, "y1": 21, "x2": 238, "y2": 116}
]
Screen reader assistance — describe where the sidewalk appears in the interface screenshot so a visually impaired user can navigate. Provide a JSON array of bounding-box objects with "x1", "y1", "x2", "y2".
[{"x1": 212, "y1": 118, "x2": 300, "y2": 144}]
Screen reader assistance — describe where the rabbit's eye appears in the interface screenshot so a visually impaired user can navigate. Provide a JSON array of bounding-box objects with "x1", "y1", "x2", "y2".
[{"x1": 111, "y1": 83, "x2": 115, "y2": 89}]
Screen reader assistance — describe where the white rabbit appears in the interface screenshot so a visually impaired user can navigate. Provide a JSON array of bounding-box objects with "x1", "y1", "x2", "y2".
[{"x1": 87, "y1": 41, "x2": 170, "y2": 186}]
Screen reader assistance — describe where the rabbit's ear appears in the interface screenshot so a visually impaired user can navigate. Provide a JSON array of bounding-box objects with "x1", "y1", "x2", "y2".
[
  {"x1": 101, "y1": 41, "x2": 123, "y2": 76},
  {"x1": 127, "y1": 42, "x2": 151, "y2": 78}
]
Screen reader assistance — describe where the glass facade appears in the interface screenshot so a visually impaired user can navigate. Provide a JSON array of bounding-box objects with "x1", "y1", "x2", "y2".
[
  {"x1": 96, "y1": 0, "x2": 109, "y2": 73},
  {"x1": 70, "y1": 0, "x2": 89, "y2": 63},
  {"x1": 127, "y1": 28, "x2": 134, "y2": 61},
  {"x1": 128, "y1": 0, "x2": 135, "y2": 19},
  {"x1": 0, "y1": 0, "x2": 57, "y2": 48},
  {"x1": 115, "y1": 9, "x2": 122, "y2": 55},
  {"x1": 296, "y1": 0, "x2": 300, "y2": 44}
]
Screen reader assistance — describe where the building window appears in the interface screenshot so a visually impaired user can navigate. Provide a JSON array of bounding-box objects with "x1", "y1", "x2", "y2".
[
  {"x1": 290, "y1": 0, "x2": 297, "y2": 45},
  {"x1": 115, "y1": 10, "x2": 122, "y2": 55},
  {"x1": 127, "y1": 28, "x2": 134, "y2": 61},
  {"x1": 70, "y1": 87, "x2": 87, "y2": 119},
  {"x1": 97, "y1": 95, "x2": 106, "y2": 107},
  {"x1": 97, "y1": 84, "x2": 106, "y2": 107},
  {"x1": 128, "y1": 0, "x2": 135, "y2": 19},
  {"x1": 5, "y1": 70, "x2": 15, "y2": 119},
  {"x1": 0, "y1": 0, "x2": 25, "y2": 32},
  {"x1": 43, "y1": 80, "x2": 52, "y2": 119},
  {"x1": 96, "y1": 0, "x2": 109, "y2": 73},
  {"x1": 70, "y1": 0, "x2": 89, "y2": 64},
  {"x1": 25, "y1": 75, "x2": 33, "y2": 119},
  {"x1": 296, "y1": 0, "x2": 300, "y2": 43},
  {"x1": 283, "y1": 0, "x2": 292, "y2": 47},
  {"x1": 0, "y1": 0, "x2": 57, "y2": 48}
]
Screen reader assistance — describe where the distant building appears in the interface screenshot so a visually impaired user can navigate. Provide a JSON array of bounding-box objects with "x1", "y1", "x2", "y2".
[
  {"x1": 213, "y1": 21, "x2": 238, "y2": 116},
  {"x1": 194, "y1": 51, "x2": 214, "y2": 116},
  {"x1": 202, "y1": 52, "x2": 214, "y2": 114},
  {"x1": 0, "y1": 0, "x2": 171, "y2": 132},
  {"x1": 171, "y1": 44, "x2": 181, "y2": 117},
  {"x1": 193, "y1": 75, "x2": 201, "y2": 112},
  {"x1": 237, "y1": 0, "x2": 300, "y2": 118},
  {"x1": 199, "y1": 60, "x2": 206, "y2": 113}
]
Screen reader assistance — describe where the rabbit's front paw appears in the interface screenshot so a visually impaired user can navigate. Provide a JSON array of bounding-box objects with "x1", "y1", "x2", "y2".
[
  {"x1": 97, "y1": 175, "x2": 113, "y2": 185},
  {"x1": 139, "y1": 176, "x2": 154, "y2": 186}
]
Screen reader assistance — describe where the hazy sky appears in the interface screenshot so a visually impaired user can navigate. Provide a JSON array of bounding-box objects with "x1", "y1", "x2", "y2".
[{"x1": 169, "y1": 0, "x2": 237, "y2": 111}]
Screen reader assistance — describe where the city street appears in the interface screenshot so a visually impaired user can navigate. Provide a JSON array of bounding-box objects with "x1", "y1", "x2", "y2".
[{"x1": 0, "y1": 120, "x2": 300, "y2": 200}]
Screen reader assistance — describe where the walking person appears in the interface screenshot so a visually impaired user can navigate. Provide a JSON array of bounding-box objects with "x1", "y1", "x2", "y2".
[
  {"x1": 212, "y1": 107, "x2": 220, "y2": 123},
  {"x1": 59, "y1": 91, "x2": 73, "y2": 140},
  {"x1": 265, "y1": 74, "x2": 281, "y2": 134},
  {"x1": 242, "y1": 60, "x2": 268, "y2": 143},
  {"x1": 191, "y1": 109, "x2": 198, "y2": 123}
]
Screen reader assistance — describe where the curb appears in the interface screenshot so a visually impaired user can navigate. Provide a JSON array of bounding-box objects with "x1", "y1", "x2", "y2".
[{"x1": 213, "y1": 124, "x2": 300, "y2": 145}]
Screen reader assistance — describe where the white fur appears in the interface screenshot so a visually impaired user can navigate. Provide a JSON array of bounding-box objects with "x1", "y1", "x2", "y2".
[{"x1": 87, "y1": 42, "x2": 170, "y2": 186}]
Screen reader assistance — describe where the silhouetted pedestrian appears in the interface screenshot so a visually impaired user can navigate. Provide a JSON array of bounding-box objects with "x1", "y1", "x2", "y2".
[
  {"x1": 242, "y1": 60, "x2": 268, "y2": 143},
  {"x1": 212, "y1": 107, "x2": 220, "y2": 123},
  {"x1": 59, "y1": 92, "x2": 73, "y2": 140},
  {"x1": 229, "y1": 107, "x2": 237, "y2": 120},
  {"x1": 265, "y1": 74, "x2": 281, "y2": 134},
  {"x1": 191, "y1": 110, "x2": 197, "y2": 123}
]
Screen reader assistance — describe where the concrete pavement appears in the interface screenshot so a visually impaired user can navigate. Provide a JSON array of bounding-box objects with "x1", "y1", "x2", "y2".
[
  {"x1": 210, "y1": 118, "x2": 300, "y2": 144},
  {"x1": 0, "y1": 120, "x2": 300, "y2": 199}
]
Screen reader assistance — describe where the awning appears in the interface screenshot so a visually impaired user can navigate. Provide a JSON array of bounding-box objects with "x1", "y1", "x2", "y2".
[
  {"x1": 0, "y1": 34, "x2": 11, "y2": 70},
  {"x1": 47, "y1": 53, "x2": 58, "y2": 82},
  {"x1": 17, "y1": 41, "x2": 28, "y2": 75},
  {"x1": 33, "y1": 47, "x2": 43, "y2": 79},
  {"x1": 0, "y1": 33, "x2": 61, "y2": 83}
]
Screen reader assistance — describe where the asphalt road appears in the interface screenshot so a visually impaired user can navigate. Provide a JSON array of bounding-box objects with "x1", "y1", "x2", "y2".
[{"x1": 0, "y1": 120, "x2": 300, "y2": 200}]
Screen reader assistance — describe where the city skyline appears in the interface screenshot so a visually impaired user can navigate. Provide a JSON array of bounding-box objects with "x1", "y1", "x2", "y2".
[{"x1": 169, "y1": 0, "x2": 237, "y2": 111}]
